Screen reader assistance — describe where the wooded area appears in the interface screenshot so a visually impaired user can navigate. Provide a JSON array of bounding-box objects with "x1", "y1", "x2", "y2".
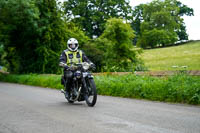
[{"x1": 0, "y1": 0, "x2": 193, "y2": 74}]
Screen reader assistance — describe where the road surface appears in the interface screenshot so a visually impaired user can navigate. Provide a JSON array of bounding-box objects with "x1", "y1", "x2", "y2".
[{"x1": 0, "y1": 82, "x2": 200, "y2": 133}]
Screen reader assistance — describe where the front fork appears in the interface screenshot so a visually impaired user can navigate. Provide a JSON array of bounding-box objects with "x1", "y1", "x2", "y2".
[{"x1": 81, "y1": 77, "x2": 88, "y2": 95}]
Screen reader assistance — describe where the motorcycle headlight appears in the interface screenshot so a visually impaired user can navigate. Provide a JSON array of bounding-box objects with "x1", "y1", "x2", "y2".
[{"x1": 82, "y1": 62, "x2": 90, "y2": 70}]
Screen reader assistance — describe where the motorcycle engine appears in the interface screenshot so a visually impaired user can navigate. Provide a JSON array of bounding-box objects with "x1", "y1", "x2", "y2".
[{"x1": 75, "y1": 71, "x2": 81, "y2": 78}]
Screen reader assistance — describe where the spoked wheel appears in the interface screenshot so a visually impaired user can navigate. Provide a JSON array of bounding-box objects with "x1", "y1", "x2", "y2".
[
  {"x1": 85, "y1": 79, "x2": 97, "y2": 107},
  {"x1": 65, "y1": 93, "x2": 74, "y2": 103},
  {"x1": 64, "y1": 81, "x2": 74, "y2": 103},
  {"x1": 64, "y1": 90, "x2": 74, "y2": 103}
]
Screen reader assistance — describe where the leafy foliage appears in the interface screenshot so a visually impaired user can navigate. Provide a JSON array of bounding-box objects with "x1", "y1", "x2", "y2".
[
  {"x1": 132, "y1": 0, "x2": 194, "y2": 48},
  {"x1": 83, "y1": 18, "x2": 142, "y2": 72},
  {"x1": 0, "y1": 0, "x2": 40, "y2": 73},
  {"x1": 99, "y1": 18, "x2": 140, "y2": 71},
  {"x1": 63, "y1": 0, "x2": 132, "y2": 38},
  {"x1": 0, "y1": 0, "x2": 89, "y2": 74},
  {"x1": 82, "y1": 39, "x2": 106, "y2": 72},
  {"x1": 0, "y1": 0, "x2": 194, "y2": 73},
  {"x1": 137, "y1": 29, "x2": 178, "y2": 48},
  {"x1": 96, "y1": 74, "x2": 200, "y2": 104},
  {"x1": 1, "y1": 73, "x2": 200, "y2": 104},
  {"x1": 176, "y1": 0, "x2": 193, "y2": 40}
]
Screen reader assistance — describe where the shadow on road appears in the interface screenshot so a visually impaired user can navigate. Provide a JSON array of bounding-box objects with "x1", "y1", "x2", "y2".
[{"x1": 59, "y1": 101, "x2": 86, "y2": 106}]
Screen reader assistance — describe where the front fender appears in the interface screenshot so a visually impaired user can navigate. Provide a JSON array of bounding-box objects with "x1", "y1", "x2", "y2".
[
  {"x1": 88, "y1": 74, "x2": 94, "y2": 79},
  {"x1": 83, "y1": 72, "x2": 94, "y2": 79}
]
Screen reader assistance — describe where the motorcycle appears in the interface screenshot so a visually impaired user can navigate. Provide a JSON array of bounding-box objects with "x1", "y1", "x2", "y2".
[{"x1": 61, "y1": 62, "x2": 97, "y2": 107}]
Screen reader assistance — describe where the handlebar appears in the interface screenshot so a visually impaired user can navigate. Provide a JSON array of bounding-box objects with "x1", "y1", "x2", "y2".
[
  {"x1": 62, "y1": 62, "x2": 95, "y2": 71},
  {"x1": 67, "y1": 62, "x2": 92, "y2": 71}
]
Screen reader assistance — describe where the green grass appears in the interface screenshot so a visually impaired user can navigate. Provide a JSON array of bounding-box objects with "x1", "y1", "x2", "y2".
[
  {"x1": 0, "y1": 73, "x2": 200, "y2": 105},
  {"x1": 141, "y1": 41, "x2": 200, "y2": 71},
  {"x1": 0, "y1": 74, "x2": 63, "y2": 89},
  {"x1": 95, "y1": 74, "x2": 200, "y2": 104}
]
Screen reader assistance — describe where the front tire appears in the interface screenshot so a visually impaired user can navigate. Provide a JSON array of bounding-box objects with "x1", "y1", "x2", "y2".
[
  {"x1": 85, "y1": 79, "x2": 97, "y2": 107},
  {"x1": 64, "y1": 91, "x2": 74, "y2": 103},
  {"x1": 64, "y1": 80, "x2": 74, "y2": 103}
]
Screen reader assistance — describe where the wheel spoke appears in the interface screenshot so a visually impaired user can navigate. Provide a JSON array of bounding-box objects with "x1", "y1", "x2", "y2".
[{"x1": 85, "y1": 79, "x2": 97, "y2": 107}]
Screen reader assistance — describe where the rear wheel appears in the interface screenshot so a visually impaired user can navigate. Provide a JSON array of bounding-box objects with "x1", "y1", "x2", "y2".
[{"x1": 85, "y1": 79, "x2": 97, "y2": 107}]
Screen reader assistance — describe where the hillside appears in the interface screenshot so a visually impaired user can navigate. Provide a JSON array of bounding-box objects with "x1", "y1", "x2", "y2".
[{"x1": 141, "y1": 41, "x2": 200, "y2": 71}]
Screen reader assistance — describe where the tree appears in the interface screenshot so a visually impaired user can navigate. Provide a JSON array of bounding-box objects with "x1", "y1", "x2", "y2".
[
  {"x1": 0, "y1": 44, "x2": 3, "y2": 65},
  {"x1": 0, "y1": 0, "x2": 40, "y2": 73},
  {"x1": 82, "y1": 39, "x2": 105, "y2": 72},
  {"x1": 99, "y1": 18, "x2": 139, "y2": 71},
  {"x1": 63, "y1": 0, "x2": 132, "y2": 38},
  {"x1": 175, "y1": 0, "x2": 193, "y2": 40},
  {"x1": 0, "y1": 21, "x2": 6, "y2": 66},
  {"x1": 0, "y1": 0, "x2": 89, "y2": 73},
  {"x1": 131, "y1": 4, "x2": 144, "y2": 45},
  {"x1": 132, "y1": 0, "x2": 194, "y2": 47},
  {"x1": 137, "y1": 29, "x2": 177, "y2": 48},
  {"x1": 137, "y1": 0, "x2": 180, "y2": 48},
  {"x1": 34, "y1": 0, "x2": 89, "y2": 73}
]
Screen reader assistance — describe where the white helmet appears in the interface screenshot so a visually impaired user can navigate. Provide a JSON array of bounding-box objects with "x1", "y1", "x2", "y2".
[{"x1": 67, "y1": 38, "x2": 79, "y2": 51}]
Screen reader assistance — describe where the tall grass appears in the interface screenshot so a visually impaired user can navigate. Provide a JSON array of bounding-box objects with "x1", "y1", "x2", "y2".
[
  {"x1": 0, "y1": 73, "x2": 200, "y2": 104},
  {"x1": 95, "y1": 74, "x2": 200, "y2": 104},
  {"x1": 141, "y1": 41, "x2": 200, "y2": 70},
  {"x1": 0, "y1": 74, "x2": 63, "y2": 89}
]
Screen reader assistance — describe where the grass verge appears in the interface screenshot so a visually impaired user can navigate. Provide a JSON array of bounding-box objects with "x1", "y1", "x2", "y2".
[{"x1": 0, "y1": 73, "x2": 200, "y2": 105}]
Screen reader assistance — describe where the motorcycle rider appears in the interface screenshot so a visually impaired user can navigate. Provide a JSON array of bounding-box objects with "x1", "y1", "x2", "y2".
[{"x1": 59, "y1": 38, "x2": 95, "y2": 95}]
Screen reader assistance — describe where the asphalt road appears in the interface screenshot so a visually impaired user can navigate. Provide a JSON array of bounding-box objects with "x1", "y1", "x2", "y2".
[{"x1": 0, "y1": 82, "x2": 200, "y2": 133}]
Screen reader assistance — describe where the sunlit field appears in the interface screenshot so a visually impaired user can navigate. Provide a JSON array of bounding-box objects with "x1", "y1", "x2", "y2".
[{"x1": 141, "y1": 41, "x2": 200, "y2": 71}]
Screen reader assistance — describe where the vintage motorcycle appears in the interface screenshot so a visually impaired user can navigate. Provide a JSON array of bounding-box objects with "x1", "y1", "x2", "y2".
[{"x1": 61, "y1": 62, "x2": 97, "y2": 107}]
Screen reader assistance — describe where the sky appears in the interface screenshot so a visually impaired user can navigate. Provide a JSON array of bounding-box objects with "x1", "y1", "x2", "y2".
[{"x1": 59, "y1": 0, "x2": 200, "y2": 40}]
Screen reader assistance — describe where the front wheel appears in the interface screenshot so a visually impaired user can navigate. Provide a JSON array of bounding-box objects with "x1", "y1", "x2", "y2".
[
  {"x1": 64, "y1": 80, "x2": 74, "y2": 103},
  {"x1": 85, "y1": 79, "x2": 97, "y2": 107},
  {"x1": 64, "y1": 90, "x2": 74, "y2": 103}
]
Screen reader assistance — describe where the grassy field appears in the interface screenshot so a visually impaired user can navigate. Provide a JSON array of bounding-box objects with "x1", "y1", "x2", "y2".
[
  {"x1": 141, "y1": 41, "x2": 200, "y2": 71},
  {"x1": 0, "y1": 73, "x2": 200, "y2": 104}
]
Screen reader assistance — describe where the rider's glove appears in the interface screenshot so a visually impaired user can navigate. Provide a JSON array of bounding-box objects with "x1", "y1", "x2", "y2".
[{"x1": 64, "y1": 65, "x2": 69, "y2": 70}]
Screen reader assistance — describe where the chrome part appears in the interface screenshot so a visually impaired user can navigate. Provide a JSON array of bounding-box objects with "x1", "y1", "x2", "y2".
[
  {"x1": 82, "y1": 62, "x2": 90, "y2": 70},
  {"x1": 83, "y1": 72, "x2": 88, "y2": 78},
  {"x1": 88, "y1": 75, "x2": 94, "y2": 79},
  {"x1": 71, "y1": 86, "x2": 82, "y2": 101},
  {"x1": 59, "y1": 62, "x2": 67, "y2": 67},
  {"x1": 61, "y1": 89, "x2": 65, "y2": 94}
]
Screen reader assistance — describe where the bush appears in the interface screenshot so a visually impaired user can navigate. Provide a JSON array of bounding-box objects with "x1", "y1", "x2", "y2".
[
  {"x1": 94, "y1": 74, "x2": 200, "y2": 104},
  {"x1": 82, "y1": 39, "x2": 106, "y2": 72},
  {"x1": 99, "y1": 18, "x2": 142, "y2": 72},
  {"x1": 0, "y1": 73, "x2": 199, "y2": 104}
]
